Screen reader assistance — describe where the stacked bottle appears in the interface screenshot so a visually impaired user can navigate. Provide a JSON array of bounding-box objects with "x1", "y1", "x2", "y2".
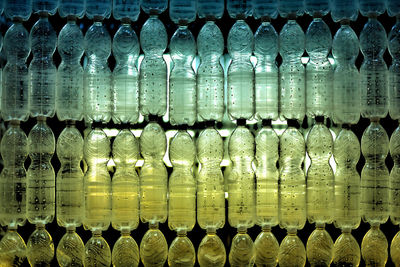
[
  {"x1": 55, "y1": 0, "x2": 85, "y2": 266},
  {"x1": 82, "y1": 0, "x2": 113, "y2": 266},
  {"x1": 331, "y1": 0, "x2": 362, "y2": 265},
  {"x1": 0, "y1": 1, "x2": 31, "y2": 264},
  {"x1": 110, "y1": 1, "x2": 141, "y2": 266},
  {"x1": 26, "y1": 0, "x2": 58, "y2": 265},
  {"x1": 304, "y1": 0, "x2": 335, "y2": 266},
  {"x1": 226, "y1": 1, "x2": 256, "y2": 266},
  {"x1": 388, "y1": 0, "x2": 400, "y2": 264},
  {"x1": 252, "y1": 0, "x2": 280, "y2": 266},
  {"x1": 196, "y1": 3, "x2": 226, "y2": 265},
  {"x1": 277, "y1": 0, "x2": 307, "y2": 266},
  {"x1": 359, "y1": 0, "x2": 390, "y2": 265}
]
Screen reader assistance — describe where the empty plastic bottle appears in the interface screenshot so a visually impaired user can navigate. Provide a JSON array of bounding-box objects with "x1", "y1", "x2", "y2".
[{"x1": 197, "y1": 0, "x2": 224, "y2": 19}]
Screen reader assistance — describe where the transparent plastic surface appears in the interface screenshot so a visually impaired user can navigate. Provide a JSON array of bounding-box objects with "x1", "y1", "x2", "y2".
[
  {"x1": 56, "y1": 229, "x2": 85, "y2": 267},
  {"x1": 197, "y1": 233, "x2": 226, "y2": 267},
  {"x1": 306, "y1": 123, "x2": 334, "y2": 225},
  {"x1": 0, "y1": 229, "x2": 27, "y2": 266},
  {"x1": 112, "y1": 129, "x2": 140, "y2": 232},
  {"x1": 5, "y1": 0, "x2": 32, "y2": 21},
  {"x1": 279, "y1": 127, "x2": 306, "y2": 231},
  {"x1": 227, "y1": 20, "x2": 254, "y2": 120},
  {"x1": 359, "y1": 0, "x2": 386, "y2": 17},
  {"x1": 112, "y1": 24, "x2": 140, "y2": 124},
  {"x1": 139, "y1": 122, "x2": 167, "y2": 224},
  {"x1": 361, "y1": 121, "x2": 390, "y2": 225},
  {"x1": 29, "y1": 17, "x2": 57, "y2": 118},
  {"x1": 227, "y1": 0, "x2": 252, "y2": 18},
  {"x1": 306, "y1": 227, "x2": 334, "y2": 267},
  {"x1": 253, "y1": 0, "x2": 278, "y2": 19},
  {"x1": 390, "y1": 126, "x2": 400, "y2": 224},
  {"x1": 140, "y1": 227, "x2": 168, "y2": 267},
  {"x1": 139, "y1": 17, "x2": 168, "y2": 117},
  {"x1": 26, "y1": 120, "x2": 55, "y2": 225},
  {"x1": 56, "y1": 125, "x2": 84, "y2": 228},
  {"x1": 227, "y1": 126, "x2": 255, "y2": 229},
  {"x1": 83, "y1": 21, "x2": 112, "y2": 123},
  {"x1": 56, "y1": 20, "x2": 84, "y2": 121},
  {"x1": 86, "y1": 0, "x2": 111, "y2": 19},
  {"x1": 305, "y1": 18, "x2": 333, "y2": 118},
  {"x1": 254, "y1": 228, "x2": 279, "y2": 267},
  {"x1": 228, "y1": 232, "x2": 255, "y2": 267},
  {"x1": 168, "y1": 131, "x2": 196, "y2": 232},
  {"x1": 169, "y1": 0, "x2": 196, "y2": 24},
  {"x1": 27, "y1": 226, "x2": 54, "y2": 266},
  {"x1": 113, "y1": 0, "x2": 140, "y2": 21},
  {"x1": 83, "y1": 128, "x2": 111, "y2": 231},
  {"x1": 0, "y1": 124, "x2": 27, "y2": 227},
  {"x1": 197, "y1": 0, "x2": 224, "y2": 19},
  {"x1": 254, "y1": 22, "x2": 279, "y2": 120},
  {"x1": 332, "y1": 24, "x2": 360, "y2": 124},
  {"x1": 389, "y1": 19, "x2": 400, "y2": 120},
  {"x1": 168, "y1": 235, "x2": 196, "y2": 267},
  {"x1": 278, "y1": 233, "x2": 306, "y2": 267},
  {"x1": 169, "y1": 26, "x2": 197, "y2": 126},
  {"x1": 84, "y1": 232, "x2": 111, "y2": 267},
  {"x1": 334, "y1": 128, "x2": 361, "y2": 230},
  {"x1": 2, "y1": 22, "x2": 30, "y2": 121},
  {"x1": 333, "y1": 231, "x2": 361, "y2": 267},
  {"x1": 196, "y1": 128, "x2": 225, "y2": 230},
  {"x1": 59, "y1": 0, "x2": 85, "y2": 18},
  {"x1": 331, "y1": 0, "x2": 358, "y2": 22},
  {"x1": 112, "y1": 233, "x2": 140, "y2": 267},
  {"x1": 32, "y1": 0, "x2": 58, "y2": 15},
  {"x1": 360, "y1": 18, "x2": 388, "y2": 119},
  {"x1": 255, "y1": 126, "x2": 279, "y2": 227},
  {"x1": 279, "y1": 20, "x2": 305, "y2": 121},
  {"x1": 196, "y1": 21, "x2": 224, "y2": 122},
  {"x1": 140, "y1": 0, "x2": 167, "y2": 15},
  {"x1": 361, "y1": 226, "x2": 388, "y2": 266}
]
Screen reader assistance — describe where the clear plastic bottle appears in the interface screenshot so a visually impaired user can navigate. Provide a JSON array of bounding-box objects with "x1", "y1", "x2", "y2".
[
  {"x1": 56, "y1": 18, "x2": 84, "y2": 122},
  {"x1": 305, "y1": 18, "x2": 333, "y2": 118},
  {"x1": 112, "y1": 129, "x2": 140, "y2": 232},
  {"x1": 391, "y1": 126, "x2": 400, "y2": 266},
  {"x1": 29, "y1": 15, "x2": 57, "y2": 118},
  {"x1": 169, "y1": 25, "x2": 196, "y2": 126},
  {"x1": 279, "y1": 20, "x2": 305, "y2": 121},
  {"x1": 277, "y1": 0, "x2": 304, "y2": 18},
  {"x1": 26, "y1": 118, "x2": 55, "y2": 265},
  {"x1": 56, "y1": 124, "x2": 84, "y2": 229},
  {"x1": 228, "y1": 126, "x2": 255, "y2": 230},
  {"x1": 389, "y1": 17, "x2": 400, "y2": 121},
  {"x1": 168, "y1": 131, "x2": 196, "y2": 266},
  {"x1": 227, "y1": 125, "x2": 255, "y2": 266},
  {"x1": 83, "y1": 128, "x2": 111, "y2": 232},
  {"x1": 332, "y1": 23, "x2": 360, "y2": 125},
  {"x1": 306, "y1": 122, "x2": 334, "y2": 267},
  {"x1": 113, "y1": 0, "x2": 140, "y2": 21},
  {"x1": 5, "y1": 0, "x2": 32, "y2": 21},
  {"x1": 2, "y1": 19, "x2": 30, "y2": 121},
  {"x1": 168, "y1": 131, "x2": 196, "y2": 232},
  {"x1": 32, "y1": 0, "x2": 58, "y2": 15},
  {"x1": 57, "y1": 229, "x2": 85, "y2": 267},
  {"x1": 86, "y1": 0, "x2": 111, "y2": 19},
  {"x1": 278, "y1": 125, "x2": 307, "y2": 267},
  {"x1": 196, "y1": 127, "x2": 226, "y2": 266},
  {"x1": 0, "y1": 122, "x2": 27, "y2": 228},
  {"x1": 253, "y1": 0, "x2": 278, "y2": 19},
  {"x1": 139, "y1": 122, "x2": 168, "y2": 267},
  {"x1": 361, "y1": 121, "x2": 390, "y2": 226},
  {"x1": 391, "y1": 126, "x2": 400, "y2": 226},
  {"x1": 26, "y1": 119, "x2": 55, "y2": 226},
  {"x1": 169, "y1": 0, "x2": 196, "y2": 24},
  {"x1": 279, "y1": 126, "x2": 306, "y2": 232},
  {"x1": 360, "y1": 17, "x2": 388, "y2": 120},
  {"x1": 387, "y1": 0, "x2": 400, "y2": 17},
  {"x1": 139, "y1": 16, "x2": 168, "y2": 117},
  {"x1": 255, "y1": 124, "x2": 279, "y2": 228},
  {"x1": 304, "y1": 0, "x2": 329, "y2": 16},
  {"x1": 227, "y1": 0, "x2": 252, "y2": 18},
  {"x1": 306, "y1": 122, "x2": 334, "y2": 225},
  {"x1": 254, "y1": 21, "x2": 279, "y2": 121},
  {"x1": 83, "y1": 128, "x2": 111, "y2": 266},
  {"x1": 196, "y1": 21, "x2": 224, "y2": 122},
  {"x1": 197, "y1": 0, "x2": 224, "y2": 19},
  {"x1": 112, "y1": 23, "x2": 140, "y2": 124},
  {"x1": 227, "y1": 20, "x2": 254, "y2": 120},
  {"x1": 331, "y1": 0, "x2": 358, "y2": 22},
  {"x1": 139, "y1": 122, "x2": 167, "y2": 224},
  {"x1": 140, "y1": 0, "x2": 167, "y2": 15},
  {"x1": 333, "y1": 128, "x2": 361, "y2": 230},
  {"x1": 0, "y1": 228, "x2": 27, "y2": 266},
  {"x1": 361, "y1": 225, "x2": 388, "y2": 266},
  {"x1": 359, "y1": 0, "x2": 386, "y2": 17},
  {"x1": 111, "y1": 129, "x2": 140, "y2": 267},
  {"x1": 83, "y1": 21, "x2": 112, "y2": 123},
  {"x1": 59, "y1": 0, "x2": 85, "y2": 18},
  {"x1": 254, "y1": 123, "x2": 279, "y2": 266}
]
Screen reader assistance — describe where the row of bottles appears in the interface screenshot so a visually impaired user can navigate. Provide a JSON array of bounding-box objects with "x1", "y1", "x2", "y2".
[{"x1": 1, "y1": 0, "x2": 400, "y2": 124}]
